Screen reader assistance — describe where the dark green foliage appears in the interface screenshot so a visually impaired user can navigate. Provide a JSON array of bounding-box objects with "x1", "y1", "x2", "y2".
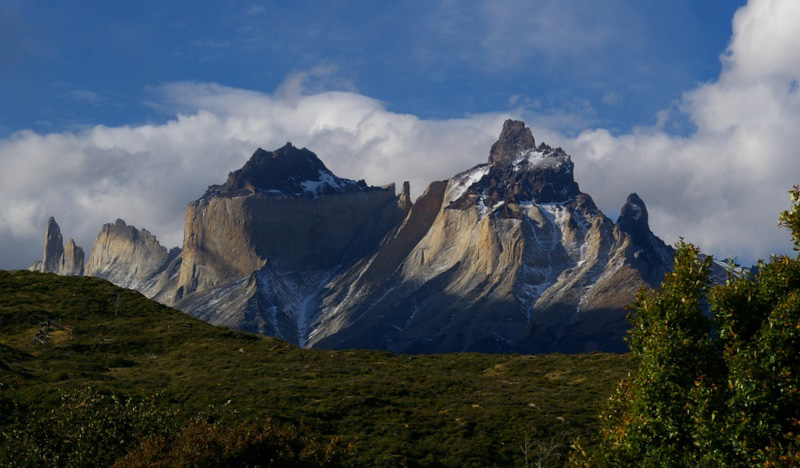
[
  {"x1": 780, "y1": 185, "x2": 800, "y2": 251},
  {"x1": 1, "y1": 388, "x2": 175, "y2": 467},
  {"x1": 115, "y1": 418, "x2": 349, "y2": 467},
  {"x1": 575, "y1": 187, "x2": 800, "y2": 466},
  {"x1": 0, "y1": 270, "x2": 631, "y2": 466}
]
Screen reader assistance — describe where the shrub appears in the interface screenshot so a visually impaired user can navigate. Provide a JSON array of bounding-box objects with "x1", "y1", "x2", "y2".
[
  {"x1": 0, "y1": 388, "x2": 175, "y2": 467},
  {"x1": 115, "y1": 418, "x2": 350, "y2": 467}
]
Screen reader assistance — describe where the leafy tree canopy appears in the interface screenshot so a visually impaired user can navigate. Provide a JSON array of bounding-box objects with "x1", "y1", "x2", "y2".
[{"x1": 573, "y1": 186, "x2": 800, "y2": 466}]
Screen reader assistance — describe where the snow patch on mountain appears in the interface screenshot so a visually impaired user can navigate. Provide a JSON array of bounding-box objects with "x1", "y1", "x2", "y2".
[{"x1": 446, "y1": 164, "x2": 491, "y2": 204}]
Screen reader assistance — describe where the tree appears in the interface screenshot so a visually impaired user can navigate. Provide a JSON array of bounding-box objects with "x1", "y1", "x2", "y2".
[{"x1": 572, "y1": 186, "x2": 800, "y2": 466}]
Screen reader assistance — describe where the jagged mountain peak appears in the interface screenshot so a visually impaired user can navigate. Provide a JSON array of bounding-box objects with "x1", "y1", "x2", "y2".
[
  {"x1": 86, "y1": 218, "x2": 175, "y2": 291},
  {"x1": 45, "y1": 216, "x2": 60, "y2": 232},
  {"x1": 615, "y1": 192, "x2": 673, "y2": 285},
  {"x1": 42, "y1": 216, "x2": 64, "y2": 272},
  {"x1": 28, "y1": 216, "x2": 84, "y2": 276},
  {"x1": 617, "y1": 193, "x2": 650, "y2": 240},
  {"x1": 489, "y1": 119, "x2": 536, "y2": 164},
  {"x1": 203, "y1": 143, "x2": 373, "y2": 199},
  {"x1": 447, "y1": 120, "x2": 580, "y2": 213}
]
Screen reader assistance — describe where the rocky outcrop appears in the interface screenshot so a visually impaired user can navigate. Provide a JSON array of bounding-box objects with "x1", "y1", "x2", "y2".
[
  {"x1": 42, "y1": 217, "x2": 64, "y2": 272},
  {"x1": 28, "y1": 217, "x2": 85, "y2": 276},
  {"x1": 62, "y1": 239, "x2": 85, "y2": 276},
  {"x1": 489, "y1": 119, "x2": 536, "y2": 164},
  {"x1": 86, "y1": 219, "x2": 179, "y2": 291},
  {"x1": 178, "y1": 145, "x2": 407, "y2": 299}
]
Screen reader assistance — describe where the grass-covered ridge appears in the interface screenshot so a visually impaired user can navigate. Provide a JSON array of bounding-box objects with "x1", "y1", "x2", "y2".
[{"x1": 0, "y1": 270, "x2": 631, "y2": 466}]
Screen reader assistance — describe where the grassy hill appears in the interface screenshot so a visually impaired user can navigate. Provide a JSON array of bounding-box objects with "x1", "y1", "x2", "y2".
[{"x1": 0, "y1": 270, "x2": 632, "y2": 466}]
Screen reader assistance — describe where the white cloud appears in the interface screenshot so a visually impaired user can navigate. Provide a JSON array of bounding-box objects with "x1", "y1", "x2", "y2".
[
  {"x1": 558, "y1": 0, "x2": 800, "y2": 264},
  {"x1": 0, "y1": 81, "x2": 509, "y2": 269},
  {"x1": 1, "y1": 0, "x2": 798, "y2": 270}
]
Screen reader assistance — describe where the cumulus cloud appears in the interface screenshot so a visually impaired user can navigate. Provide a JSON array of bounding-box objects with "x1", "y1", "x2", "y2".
[
  {"x1": 0, "y1": 78, "x2": 509, "y2": 269},
  {"x1": 559, "y1": 0, "x2": 800, "y2": 264},
  {"x1": 1, "y1": 0, "x2": 798, "y2": 270}
]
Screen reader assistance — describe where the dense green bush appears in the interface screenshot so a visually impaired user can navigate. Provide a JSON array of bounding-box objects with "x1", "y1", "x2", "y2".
[
  {"x1": 574, "y1": 187, "x2": 800, "y2": 466},
  {"x1": 0, "y1": 388, "x2": 348, "y2": 467},
  {"x1": 115, "y1": 418, "x2": 349, "y2": 467},
  {"x1": 0, "y1": 388, "x2": 175, "y2": 467}
]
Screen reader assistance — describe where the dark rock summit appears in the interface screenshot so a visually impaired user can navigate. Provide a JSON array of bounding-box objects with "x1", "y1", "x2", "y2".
[
  {"x1": 42, "y1": 217, "x2": 64, "y2": 272},
  {"x1": 616, "y1": 193, "x2": 672, "y2": 284},
  {"x1": 489, "y1": 119, "x2": 536, "y2": 164},
  {"x1": 203, "y1": 143, "x2": 372, "y2": 199},
  {"x1": 449, "y1": 120, "x2": 580, "y2": 211},
  {"x1": 617, "y1": 193, "x2": 650, "y2": 246}
]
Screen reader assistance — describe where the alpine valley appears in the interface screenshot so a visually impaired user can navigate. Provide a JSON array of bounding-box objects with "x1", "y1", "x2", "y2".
[{"x1": 29, "y1": 120, "x2": 677, "y2": 353}]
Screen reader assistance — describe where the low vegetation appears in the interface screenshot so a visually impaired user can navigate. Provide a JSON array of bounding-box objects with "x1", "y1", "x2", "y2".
[{"x1": 0, "y1": 270, "x2": 630, "y2": 466}]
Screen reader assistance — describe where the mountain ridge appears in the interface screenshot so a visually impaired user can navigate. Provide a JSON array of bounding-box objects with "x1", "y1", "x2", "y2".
[{"x1": 27, "y1": 119, "x2": 676, "y2": 353}]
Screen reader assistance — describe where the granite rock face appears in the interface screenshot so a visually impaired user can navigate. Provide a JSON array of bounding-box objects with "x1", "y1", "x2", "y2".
[
  {"x1": 62, "y1": 238, "x2": 85, "y2": 276},
  {"x1": 28, "y1": 217, "x2": 84, "y2": 276},
  {"x1": 174, "y1": 144, "x2": 409, "y2": 344},
  {"x1": 41, "y1": 217, "x2": 64, "y2": 273},
  {"x1": 86, "y1": 219, "x2": 179, "y2": 292}
]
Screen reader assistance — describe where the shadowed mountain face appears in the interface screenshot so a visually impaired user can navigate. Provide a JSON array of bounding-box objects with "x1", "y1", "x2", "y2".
[{"x1": 30, "y1": 120, "x2": 676, "y2": 353}]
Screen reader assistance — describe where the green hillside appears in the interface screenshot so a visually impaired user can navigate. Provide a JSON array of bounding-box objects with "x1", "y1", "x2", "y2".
[{"x1": 0, "y1": 270, "x2": 631, "y2": 466}]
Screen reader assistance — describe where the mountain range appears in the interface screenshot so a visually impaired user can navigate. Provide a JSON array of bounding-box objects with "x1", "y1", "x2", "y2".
[{"x1": 29, "y1": 120, "x2": 676, "y2": 353}]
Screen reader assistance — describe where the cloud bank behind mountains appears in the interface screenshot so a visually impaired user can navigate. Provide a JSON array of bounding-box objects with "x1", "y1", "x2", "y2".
[{"x1": 1, "y1": 0, "x2": 798, "y2": 269}]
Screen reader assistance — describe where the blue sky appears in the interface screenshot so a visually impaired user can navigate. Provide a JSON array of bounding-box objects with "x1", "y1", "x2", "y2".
[
  {"x1": 2, "y1": 0, "x2": 800, "y2": 270},
  {"x1": 2, "y1": 1, "x2": 742, "y2": 136}
]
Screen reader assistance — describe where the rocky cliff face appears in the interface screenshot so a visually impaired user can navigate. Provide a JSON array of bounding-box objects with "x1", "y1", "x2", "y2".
[
  {"x1": 62, "y1": 238, "x2": 85, "y2": 276},
  {"x1": 28, "y1": 120, "x2": 682, "y2": 354},
  {"x1": 86, "y1": 219, "x2": 180, "y2": 293},
  {"x1": 28, "y1": 217, "x2": 84, "y2": 276},
  {"x1": 41, "y1": 217, "x2": 64, "y2": 273}
]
